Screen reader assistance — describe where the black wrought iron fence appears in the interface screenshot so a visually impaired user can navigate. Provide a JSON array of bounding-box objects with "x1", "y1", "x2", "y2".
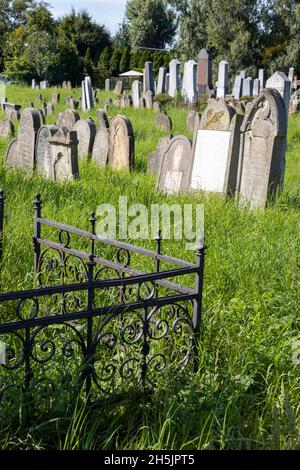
[{"x1": 0, "y1": 192, "x2": 205, "y2": 408}]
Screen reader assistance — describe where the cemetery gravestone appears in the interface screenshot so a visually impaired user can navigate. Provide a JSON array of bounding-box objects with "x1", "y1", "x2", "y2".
[
  {"x1": 186, "y1": 111, "x2": 200, "y2": 133},
  {"x1": 46, "y1": 103, "x2": 54, "y2": 116},
  {"x1": 157, "y1": 136, "x2": 193, "y2": 194},
  {"x1": 108, "y1": 115, "x2": 134, "y2": 170},
  {"x1": 168, "y1": 59, "x2": 181, "y2": 97},
  {"x1": 242, "y1": 77, "x2": 253, "y2": 96},
  {"x1": 132, "y1": 80, "x2": 142, "y2": 109},
  {"x1": 197, "y1": 49, "x2": 213, "y2": 95},
  {"x1": 253, "y1": 79, "x2": 260, "y2": 96},
  {"x1": 139, "y1": 97, "x2": 145, "y2": 109},
  {"x1": 258, "y1": 69, "x2": 264, "y2": 89},
  {"x1": 190, "y1": 100, "x2": 242, "y2": 194},
  {"x1": 85, "y1": 76, "x2": 94, "y2": 110},
  {"x1": 56, "y1": 109, "x2": 80, "y2": 130},
  {"x1": 0, "y1": 120, "x2": 14, "y2": 139},
  {"x1": 47, "y1": 127, "x2": 79, "y2": 181},
  {"x1": 145, "y1": 90, "x2": 153, "y2": 109},
  {"x1": 143, "y1": 62, "x2": 155, "y2": 94},
  {"x1": 114, "y1": 81, "x2": 124, "y2": 95},
  {"x1": 6, "y1": 108, "x2": 42, "y2": 170},
  {"x1": 35, "y1": 125, "x2": 59, "y2": 178},
  {"x1": 147, "y1": 136, "x2": 171, "y2": 174},
  {"x1": 232, "y1": 76, "x2": 243, "y2": 99},
  {"x1": 216, "y1": 61, "x2": 228, "y2": 98},
  {"x1": 105, "y1": 79, "x2": 110, "y2": 91},
  {"x1": 153, "y1": 102, "x2": 161, "y2": 112},
  {"x1": 72, "y1": 118, "x2": 96, "y2": 160},
  {"x1": 181, "y1": 60, "x2": 198, "y2": 104},
  {"x1": 156, "y1": 112, "x2": 172, "y2": 132},
  {"x1": 156, "y1": 67, "x2": 167, "y2": 94},
  {"x1": 52, "y1": 93, "x2": 60, "y2": 104},
  {"x1": 96, "y1": 109, "x2": 109, "y2": 129},
  {"x1": 237, "y1": 89, "x2": 287, "y2": 208},
  {"x1": 5, "y1": 139, "x2": 18, "y2": 166},
  {"x1": 4, "y1": 103, "x2": 21, "y2": 121},
  {"x1": 92, "y1": 111, "x2": 110, "y2": 167}
]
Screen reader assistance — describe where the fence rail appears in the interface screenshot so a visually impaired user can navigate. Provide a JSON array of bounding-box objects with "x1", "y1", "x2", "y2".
[{"x1": 0, "y1": 192, "x2": 206, "y2": 407}]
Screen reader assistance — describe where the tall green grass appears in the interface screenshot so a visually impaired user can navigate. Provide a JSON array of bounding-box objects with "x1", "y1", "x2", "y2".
[{"x1": 0, "y1": 85, "x2": 299, "y2": 449}]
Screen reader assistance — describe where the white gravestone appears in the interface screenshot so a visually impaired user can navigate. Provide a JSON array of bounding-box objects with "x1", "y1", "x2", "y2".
[
  {"x1": 216, "y1": 60, "x2": 228, "y2": 99},
  {"x1": 182, "y1": 60, "x2": 197, "y2": 104},
  {"x1": 168, "y1": 59, "x2": 181, "y2": 97}
]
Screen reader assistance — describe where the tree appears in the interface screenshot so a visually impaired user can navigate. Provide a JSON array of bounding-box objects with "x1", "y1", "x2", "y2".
[
  {"x1": 110, "y1": 48, "x2": 122, "y2": 76},
  {"x1": 113, "y1": 20, "x2": 131, "y2": 48},
  {"x1": 120, "y1": 47, "x2": 131, "y2": 73},
  {"x1": 126, "y1": 0, "x2": 176, "y2": 49}
]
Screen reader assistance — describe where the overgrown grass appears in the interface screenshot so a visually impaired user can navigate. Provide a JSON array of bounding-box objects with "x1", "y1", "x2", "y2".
[{"x1": 0, "y1": 85, "x2": 299, "y2": 450}]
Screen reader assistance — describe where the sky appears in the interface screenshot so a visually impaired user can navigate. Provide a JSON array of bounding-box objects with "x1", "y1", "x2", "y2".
[{"x1": 48, "y1": 0, "x2": 127, "y2": 33}]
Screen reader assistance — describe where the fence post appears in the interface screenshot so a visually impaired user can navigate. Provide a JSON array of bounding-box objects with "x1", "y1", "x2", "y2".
[
  {"x1": 33, "y1": 194, "x2": 42, "y2": 278},
  {"x1": 85, "y1": 211, "x2": 96, "y2": 399},
  {"x1": 193, "y1": 235, "x2": 206, "y2": 372},
  {"x1": 0, "y1": 190, "x2": 4, "y2": 260}
]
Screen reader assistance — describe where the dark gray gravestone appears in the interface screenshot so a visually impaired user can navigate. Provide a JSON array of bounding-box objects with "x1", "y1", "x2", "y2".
[
  {"x1": 237, "y1": 89, "x2": 287, "y2": 208},
  {"x1": 0, "y1": 120, "x2": 14, "y2": 140},
  {"x1": 6, "y1": 108, "x2": 42, "y2": 170},
  {"x1": 147, "y1": 137, "x2": 171, "y2": 174},
  {"x1": 156, "y1": 112, "x2": 172, "y2": 132},
  {"x1": 157, "y1": 136, "x2": 193, "y2": 194},
  {"x1": 56, "y1": 109, "x2": 80, "y2": 130},
  {"x1": 72, "y1": 118, "x2": 96, "y2": 160},
  {"x1": 35, "y1": 125, "x2": 59, "y2": 178},
  {"x1": 108, "y1": 115, "x2": 134, "y2": 170}
]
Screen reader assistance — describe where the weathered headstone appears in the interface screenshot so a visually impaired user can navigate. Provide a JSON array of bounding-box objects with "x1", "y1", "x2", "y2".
[
  {"x1": 157, "y1": 136, "x2": 193, "y2": 194},
  {"x1": 108, "y1": 115, "x2": 134, "y2": 170},
  {"x1": 114, "y1": 81, "x2": 124, "y2": 95},
  {"x1": 62, "y1": 81, "x2": 67, "y2": 89},
  {"x1": 168, "y1": 59, "x2": 181, "y2": 97},
  {"x1": 144, "y1": 90, "x2": 153, "y2": 109},
  {"x1": 253, "y1": 79, "x2": 260, "y2": 96},
  {"x1": 35, "y1": 125, "x2": 59, "y2": 178},
  {"x1": 92, "y1": 111, "x2": 110, "y2": 167},
  {"x1": 72, "y1": 118, "x2": 96, "y2": 160},
  {"x1": 182, "y1": 60, "x2": 198, "y2": 104},
  {"x1": 67, "y1": 81, "x2": 72, "y2": 90},
  {"x1": 40, "y1": 81, "x2": 48, "y2": 89},
  {"x1": 242, "y1": 77, "x2": 253, "y2": 96},
  {"x1": 69, "y1": 98, "x2": 79, "y2": 110},
  {"x1": 190, "y1": 100, "x2": 243, "y2": 194},
  {"x1": 56, "y1": 109, "x2": 80, "y2": 130},
  {"x1": 46, "y1": 102, "x2": 54, "y2": 116},
  {"x1": 47, "y1": 127, "x2": 79, "y2": 180},
  {"x1": 147, "y1": 137, "x2": 171, "y2": 174},
  {"x1": 113, "y1": 97, "x2": 121, "y2": 107},
  {"x1": 5, "y1": 139, "x2": 18, "y2": 166},
  {"x1": 105, "y1": 79, "x2": 110, "y2": 91},
  {"x1": 216, "y1": 60, "x2": 229, "y2": 99},
  {"x1": 143, "y1": 61, "x2": 155, "y2": 94},
  {"x1": 266, "y1": 71, "x2": 290, "y2": 121},
  {"x1": 186, "y1": 111, "x2": 200, "y2": 133},
  {"x1": 31, "y1": 79, "x2": 36, "y2": 90},
  {"x1": 6, "y1": 108, "x2": 42, "y2": 170},
  {"x1": 35, "y1": 93, "x2": 43, "y2": 103},
  {"x1": 288, "y1": 67, "x2": 294, "y2": 92},
  {"x1": 165, "y1": 74, "x2": 170, "y2": 94},
  {"x1": 258, "y1": 69, "x2": 264, "y2": 89},
  {"x1": 0, "y1": 120, "x2": 14, "y2": 140},
  {"x1": 52, "y1": 92, "x2": 60, "y2": 104},
  {"x1": 81, "y1": 80, "x2": 87, "y2": 112},
  {"x1": 240, "y1": 71, "x2": 246, "y2": 79},
  {"x1": 156, "y1": 112, "x2": 172, "y2": 132},
  {"x1": 85, "y1": 76, "x2": 94, "y2": 110},
  {"x1": 139, "y1": 97, "x2": 145, "y2": 109},
  {"x1": 132, "y1": 80, "x2": 142, "y2": 109},
  {"x1": 232, "y1": 75, "x2": 243, "y2": 100},
  {"x1": 153, "y1": 101, "x2": 161, "y2": 112},
  {"x1": 197, "y1": 49, "x2": 213, "y2": 95},
  {"x1": 236, "y1": 89, "x2": 287, "y2": 208},
  {"x1": 3, "y1": 103, "x2": 21, "y2": 121},
  {"x1": 156, "y1": 67, "x2": 167, "y2": 94}
]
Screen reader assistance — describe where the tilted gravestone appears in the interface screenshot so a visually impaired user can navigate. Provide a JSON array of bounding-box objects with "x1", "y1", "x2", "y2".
[
  {"x1": 52, "y1": 92, "x2": 60, "y2": 104},
  {"x1": 5, "y1": 108, "x2": 42, "y2": 170},
  {"x1": 190, "y1": 100, "x2": 243, "y2": 194},
  {"x1": 114, "y1": 81, "x2": 124, "y2": 95},
  {"x1": 186, "y1": 111, "x2": 200, "y2": 133},
  {"x1": 157, "y1": 136, "x2": 193, "y2": 194},
  {"x1": 147, "y1": 136, "x2": 171, "y2": 174},
  {"x1": 108, "y1": 115, "x2": 134, "y2": 170},
  {"x1": 92, "y1": 110, "x2": 110, "y2": 167},
  {"x1": 0, "y1": 120, "x2": 14, "y2": 140},
  {"x1": 3, "y1": 103, "x2": 21, "y2": 121},
  {"x1": 72, "y1": 118, "x2": 96, "y2": 160},
  {"x1": 156, "y1": 112, "x2": 172, "y2": 132},
  {"x1": 56, "y1": 109, "x2": 80, "y2": 130},
  {"x1": 47, "y1": 127, "x2": 79, "y2": 180},
  {"x1": 236, "y1": 89, "x2": 287, "y2": 208},
  {"x1": 145, "y1": 90, "x2": 153, "y2": 109},
  {"x1": 35, "y1": 125, "x2": 59, "y2": 178}
]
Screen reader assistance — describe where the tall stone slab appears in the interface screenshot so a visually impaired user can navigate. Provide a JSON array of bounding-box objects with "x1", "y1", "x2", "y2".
[
  {"x1": 143, "y1": 62, "x2": 155, "y2": 94},
  {"x1": 157, "y1": 136, "x2": 193, "y2": 194},
  {"x1": 92, "y1": 110, "x2": 110, "y2": 167},
  {"x1": 35, "y1": 125, "x2": 59, "y2": 178},
  {"x1": 168, "y1": 59, "x2": 181, "y2": 97},
  {"x1": 81, "y1": 80, "x2": 87, "y2": 112},
  {"x1": 144, "y1": 90, "x2": 153, "y2": 109},
  {"x1": 72, "y1": 118, "x2": 96, "y2": 160},
  {"x1": 147, "y1": 136, "x2": 171, "y2": 174},
  {"x1": 236, "y1": 89, "x2": 287, "y2": 208},
  {"x1": 165, "y1": 74, "x2": 170, "y2": 95},
  {"x1": 197, "y1": 49, "x2": 213, "y2": 95},
  {"x1": 232, "y1": 76, "x2": 243, "y2": 99},
  {"x1": 288, "y1": 67, "x2": 294, "y2": 92},
  {"x1": 182, "y1": 60, "x2": 197, "y2": 104},
  {"x1": 108, "y1": 115, "x2": 134, "y2": 170},
  {"x1": 190, "y1": 100, "x2": 242, "y2": 194},
  {"x1": 216, "y1": 60, "x2": 229, "y2": 99},
  {"x1": 52, "y1": 92, "x2": 60, "y2": 104},
  {"x1": 240, "y1": 71, "x2": 246, "y2": 79},
  {"x1": 253, "y1": 79, "x2": 260, "y2": 96},
  {"x1": 47, "y1": 127, "x2": 79, "y2": 180},
  {"x1": 242, "y1": 77, "x2": 253, "y2": 96},
  {"x1": 105, "y1": 79, "x2": 110, "y2": 91},
  {"x1": 156, "y1": 67, "x2": 167, "y2": 94},
  {"x1": 5, "y1": 108, "x2": 42, "y2": 170},
  {"x1": 258, "y1": 69, "x2": 264, "y2": 89},
  {"x1": 85, "y1": 76, "x2": 94, "y2": 110},
  {"x1": 132, "y1": 80, "x2": 142, "y2": 109}
]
